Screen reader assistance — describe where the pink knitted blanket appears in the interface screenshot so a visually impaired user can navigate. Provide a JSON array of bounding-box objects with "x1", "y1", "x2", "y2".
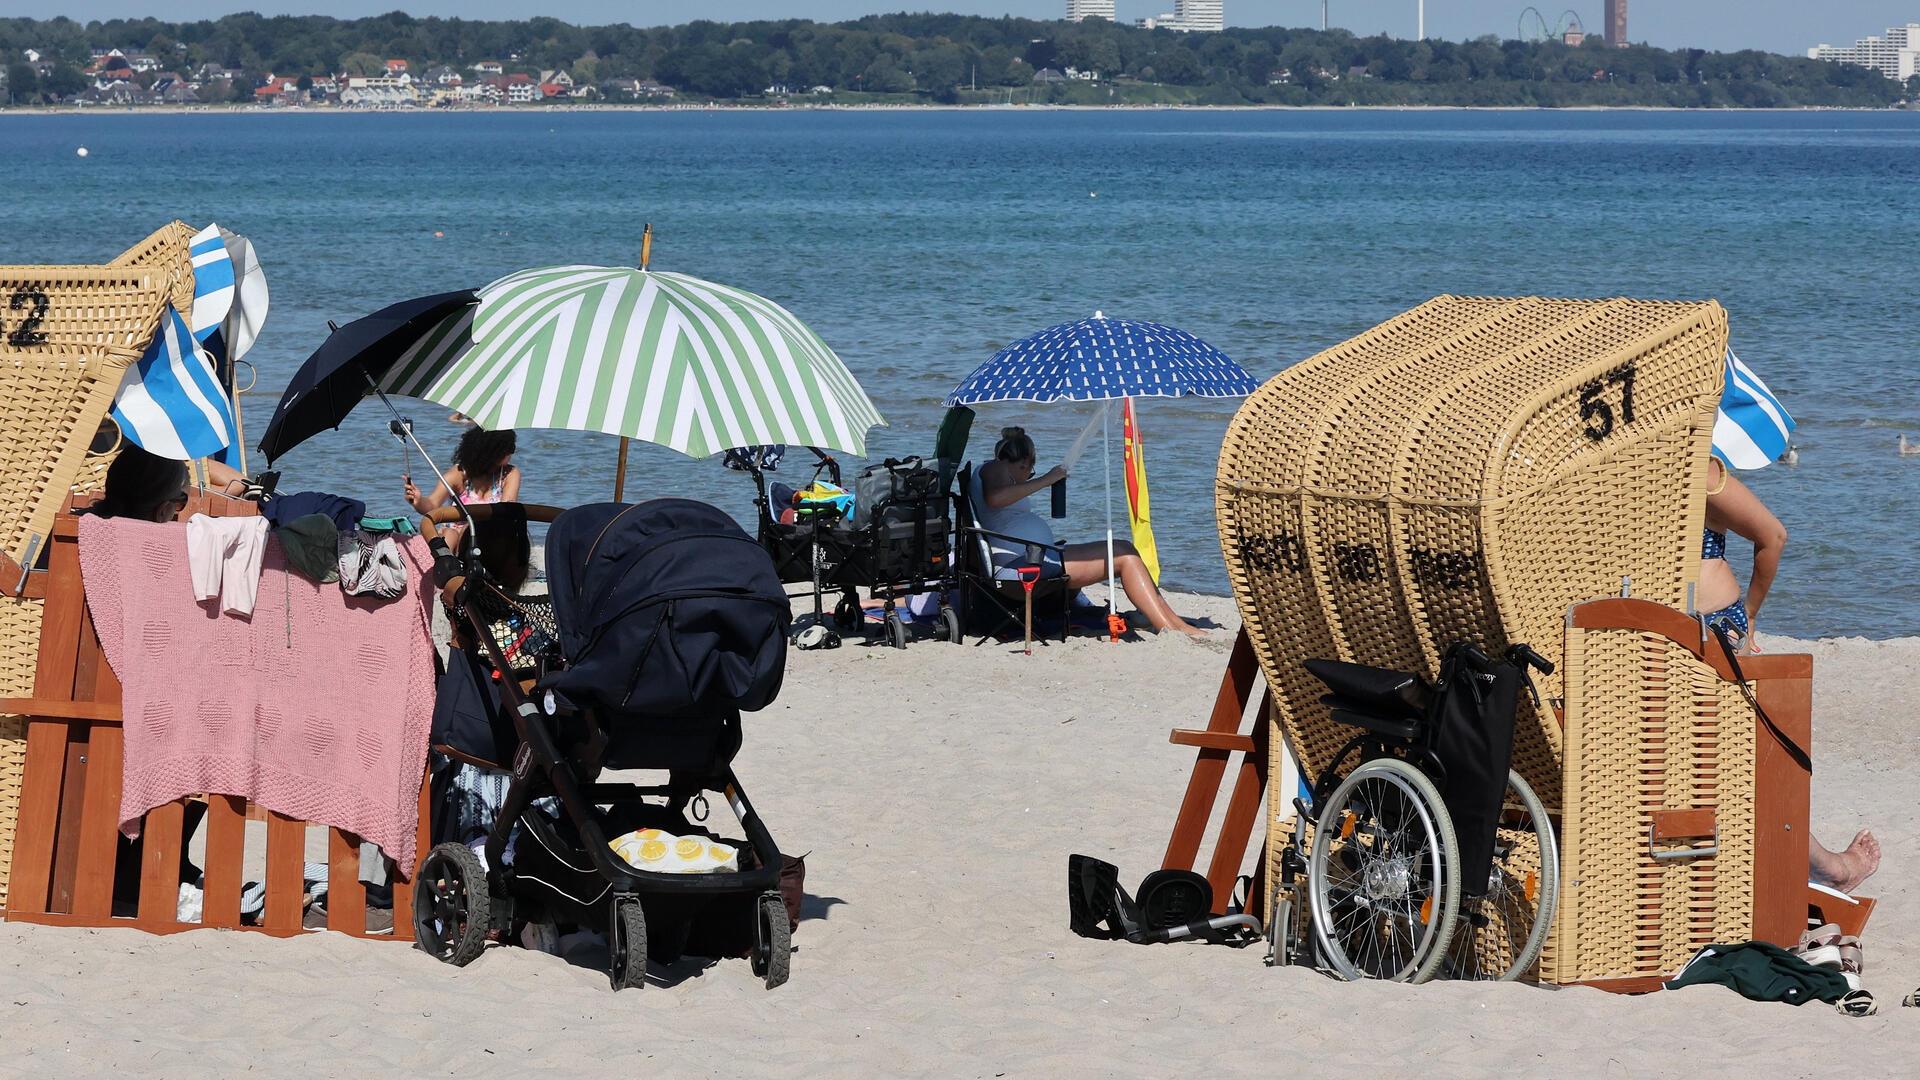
[{"x1": 79, "y1": 517, "x2": 437, "y2": 876}]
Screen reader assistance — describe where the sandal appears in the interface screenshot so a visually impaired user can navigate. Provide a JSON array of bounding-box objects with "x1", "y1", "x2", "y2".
[
  {"x1": 1837, "y1": 989, "x2": 1877, "y2": 1017},
  {"x1": 1794, "y1": 923, "x2": 1865, "y2": 974}
]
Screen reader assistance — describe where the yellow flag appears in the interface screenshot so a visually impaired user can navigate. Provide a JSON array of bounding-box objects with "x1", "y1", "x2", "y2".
[{"x1": 1122, "y1": 398, "x2": 1160, "y2": 583}]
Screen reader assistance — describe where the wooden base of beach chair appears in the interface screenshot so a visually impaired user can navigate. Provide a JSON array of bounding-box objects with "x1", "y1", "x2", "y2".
[
  {"x1": 1160, "y1": 628, "x2": 1271, "y2": 917},
  {"x1": 1, "y1": 502, "x2": 427, "y2": 942},
  {"x1": 1548, "y1": 599, "x2": 1838, "y2": 987}
]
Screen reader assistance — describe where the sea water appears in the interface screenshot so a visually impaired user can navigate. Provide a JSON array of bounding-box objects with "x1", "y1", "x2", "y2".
[{"x1": 1, "y1": 108, "x2": 1914, "y2": 638}]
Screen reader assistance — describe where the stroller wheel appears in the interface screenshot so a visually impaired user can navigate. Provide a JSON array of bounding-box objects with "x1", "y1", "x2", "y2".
[
  {"x1": 938, "y1": 604, "x2": 963, "y2": 644},
  {"x1": 413, "y1": 842, "x2": 491, "y2": 967},
  {"x1": 753, "y1": 892, "x2": 792, "y2": 989},
  {"x1": 884, "y1": 612, "x2": 909, "y2": 650},
  {"x1": 608, "y1": 896, "x2": 648, "y2": 991}
]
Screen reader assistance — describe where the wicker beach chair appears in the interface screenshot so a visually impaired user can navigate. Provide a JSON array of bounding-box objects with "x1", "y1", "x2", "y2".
[
  {"x1": 1217, "y1": 296, "x2": 1730, "y2": 981},
  {"x1": 0, "y1": 228, "x2": 193, "y2": 911}
]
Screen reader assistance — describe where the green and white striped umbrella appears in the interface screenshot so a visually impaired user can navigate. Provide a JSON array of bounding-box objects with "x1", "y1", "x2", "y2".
[{"x1": 380, "y1": 265, "x2": 886, "y2": 458}]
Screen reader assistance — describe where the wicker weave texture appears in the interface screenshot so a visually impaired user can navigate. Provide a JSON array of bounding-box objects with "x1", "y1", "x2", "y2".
[
  {"x1": 1548, "y1": 623, "x2": 1757, "y2": 984},
  {"x1": 109, "y1": 221, "x2": 199, "y2": 317},
  {"x1": 1224, "y1": 296, "x2": 1727, "y2": 896},
  {"x1": 0, "y1": 595, "x2": 43, "y2": 911},
  {"x1": 0, "y1": 256, "x2": 183, "y2": 564}
]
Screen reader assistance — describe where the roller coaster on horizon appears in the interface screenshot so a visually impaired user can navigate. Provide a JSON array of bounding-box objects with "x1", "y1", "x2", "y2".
[{"x1": 1518, "y1": 6, "x2": 1587, "y2": 41}]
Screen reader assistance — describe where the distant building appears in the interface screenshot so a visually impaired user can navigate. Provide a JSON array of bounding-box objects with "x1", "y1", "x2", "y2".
[
  {"x1": 1066, "y1": 1, "x2": 1116, "y2": 21},
  {"x1": 423, "y1": 65, "x2": 462, "y2": 87},
  {"x1": 1136, "y1": 0, "x2": 1224, "y2": 33},
  {"x1": 77, "y1": 79, "x2": 154, "y2": 106},
  {"x1": 1563, "y1": 30, "x2": 1585, "y2": 46},
  {"x1": 342, "y1": 76, "x2": 418, "y2": 107},
  {"x1": 503, "y1": 76, "x2": 539, "y2": 104},
  {"x1": 1603, "y1": 0, "x2": 1627, "y2": 47},
  {"x1": 1032, "y1": 67, "x2": 1067, "y2": 83},
  {"x1": 1809, "y1": 24, "x2": 1920, "y2": 81},
  {"x1": 126, "y1": 54, "x2": 160, "y2": 72},
  {"x1": 385, "y1": 59, "x2": 409, "y2": 75},
  {"x1": 471, "y1": 60, "x2": 504, "y2": 75}
]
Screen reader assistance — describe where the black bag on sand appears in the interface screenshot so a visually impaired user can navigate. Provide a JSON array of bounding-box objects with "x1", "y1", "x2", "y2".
[{"x1": 1426, "y1": 644, "x2": 1522, "y2": 900}]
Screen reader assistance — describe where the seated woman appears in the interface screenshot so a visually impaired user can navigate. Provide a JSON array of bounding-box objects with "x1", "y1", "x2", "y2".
[
  {"x1": 85, "y1": 445, "x2": 191, "y2": 522},
  {"x1": 1704, "y1": 456, "x2": 1879, "y2": 892},
  {"x1": 975, "y1": 427, "x2": 1204, "y2": 639},
  {"x1": 404, "y1": 426, "x2": 522, "y2": 514}
]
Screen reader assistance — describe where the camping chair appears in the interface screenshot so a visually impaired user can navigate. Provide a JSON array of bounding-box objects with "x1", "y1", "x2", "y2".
[{"x1": 954, "y1": 464, "x2": 1071, "y2": 645}]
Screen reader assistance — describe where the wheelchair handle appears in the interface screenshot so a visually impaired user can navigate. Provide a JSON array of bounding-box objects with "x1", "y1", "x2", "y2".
[{"x1": 1506, "y1": 642, "x2": 1555, "y2": 675}]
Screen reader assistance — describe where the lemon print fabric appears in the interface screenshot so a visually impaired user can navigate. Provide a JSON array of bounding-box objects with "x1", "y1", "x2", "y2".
[{"x1": 609, "y1": 828, "x2": 740, "y2": 874}]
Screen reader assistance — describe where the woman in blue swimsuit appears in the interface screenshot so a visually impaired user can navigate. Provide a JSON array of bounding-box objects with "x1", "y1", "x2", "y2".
[{"x1": 1699, "y1": 458, "x2": 1783, "y2": 652}]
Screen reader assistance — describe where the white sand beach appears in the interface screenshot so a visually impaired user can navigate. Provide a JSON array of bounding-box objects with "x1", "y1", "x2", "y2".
[{"x1": 2, "y1": 592, "x2": 1915, "y2": 1078}]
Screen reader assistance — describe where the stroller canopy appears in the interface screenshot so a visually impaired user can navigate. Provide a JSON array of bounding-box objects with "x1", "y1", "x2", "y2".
[{"x1": 544, "y1": 499, "x2": 790, "y2": 719}]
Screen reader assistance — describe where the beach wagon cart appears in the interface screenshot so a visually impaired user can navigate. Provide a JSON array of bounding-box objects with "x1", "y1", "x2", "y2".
[
  {"x1": 1210, "y1": 296, "x2": 1846, "y2": 986},
  {"x1": 733, "y1": 449, "x2": 959, "y2": 649}
]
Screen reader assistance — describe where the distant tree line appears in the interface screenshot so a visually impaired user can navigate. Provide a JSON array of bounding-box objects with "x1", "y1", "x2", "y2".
[{"x1": 1, "y1": 11, "x2": 1913, "y2": 107}]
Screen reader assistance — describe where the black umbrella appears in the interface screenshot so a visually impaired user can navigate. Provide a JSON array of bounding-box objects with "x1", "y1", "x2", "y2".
[{"x1": 256, "y1": 289, "x2": 476, "y2": 464}]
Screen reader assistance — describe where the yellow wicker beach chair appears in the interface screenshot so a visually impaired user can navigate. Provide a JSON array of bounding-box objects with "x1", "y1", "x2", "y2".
[
  {"x1": 1218, "y1": 296, "x2": 1730, "y2": 982},
  {"x1": 0, "y1": 227, "x2": 194, "y2": 911}
]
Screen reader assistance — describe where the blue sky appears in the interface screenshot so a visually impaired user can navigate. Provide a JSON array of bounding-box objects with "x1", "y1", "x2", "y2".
[{"x1": 50, "y1": 2, "x2": 1920, "y2": 55}]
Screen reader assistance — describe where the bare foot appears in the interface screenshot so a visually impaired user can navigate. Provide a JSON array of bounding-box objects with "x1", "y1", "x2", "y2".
[{"x1": 1813, "y1": 830, "x2": 1881, "y2": 893}]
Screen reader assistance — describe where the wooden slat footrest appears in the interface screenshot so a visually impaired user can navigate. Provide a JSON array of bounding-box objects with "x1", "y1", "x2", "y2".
[{"x1": 1168, "y1": 729, "x2": 1257, "y2": 752}]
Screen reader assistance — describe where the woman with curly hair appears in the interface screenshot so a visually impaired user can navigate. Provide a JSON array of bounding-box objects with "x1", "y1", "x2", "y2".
[{"x1": 404, "y1": 426, "x2": 522, "y2": 513}]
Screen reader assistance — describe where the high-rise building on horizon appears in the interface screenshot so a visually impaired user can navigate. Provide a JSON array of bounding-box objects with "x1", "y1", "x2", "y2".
[
  {"x1": 1809, "y1": 24, "x2": 1920, "y2": 82},
  {"x1": 1066, "y1": 0, "x2": 1116, "y2": 22},
  {"x1": 1135, "y1": 0, "x2": 1224, "y2": 33},
  {"x1": 1603, "y1": 0, "x2": 1627, "y2": 47}
]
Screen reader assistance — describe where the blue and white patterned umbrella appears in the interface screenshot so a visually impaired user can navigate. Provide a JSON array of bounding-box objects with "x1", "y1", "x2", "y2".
[
  {"x1": 945, "y1": 312, "x2": 1255, "y2": 623},
  {"x1": 944, "y1": 312, "x2": 1256, "y2": 406},
  {"x1": 1713, "y1": 349, "x2": 1795, "y2": 470}
]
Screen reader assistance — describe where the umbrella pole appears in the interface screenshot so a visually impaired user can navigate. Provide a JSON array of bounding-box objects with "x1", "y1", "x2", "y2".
[
  {"x1": 615, "y1": 223, "x2": 649, "y2": 503},
  {"x1": 362, "y1": 370, "x2": 478, "y2": 554},
  {"x1": 615, "y1": 436, "x2": 631, "y2": 501},
  {"x1": 1104, "y1": 403, "x2": 1119, "y2": 641}
]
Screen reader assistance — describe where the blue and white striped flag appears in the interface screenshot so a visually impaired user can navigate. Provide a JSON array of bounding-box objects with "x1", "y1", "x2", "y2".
[
  {"x1": 1712, "y1": 349, "x2": 1795, "y2": 470},
  {"x1": 188, "y1": 223, "x2": 236, "y2": 344},
  {"x1": 110, "y1": 304, "x2": 238, "y2": 461}
]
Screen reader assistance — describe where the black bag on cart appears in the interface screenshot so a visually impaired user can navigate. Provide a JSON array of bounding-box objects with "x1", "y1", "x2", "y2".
[{"x1": 847, "y1": 457, "x2": 949, "y2": 581}]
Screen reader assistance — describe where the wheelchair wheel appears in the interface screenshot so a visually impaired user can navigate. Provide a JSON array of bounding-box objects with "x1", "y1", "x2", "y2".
[
  {"x1": 1307, "y1": 757, "x2": 1459, "y2": 984},
  {"x1": 1441, "y1": 769, "x2": 1560, "y2": 981}
]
